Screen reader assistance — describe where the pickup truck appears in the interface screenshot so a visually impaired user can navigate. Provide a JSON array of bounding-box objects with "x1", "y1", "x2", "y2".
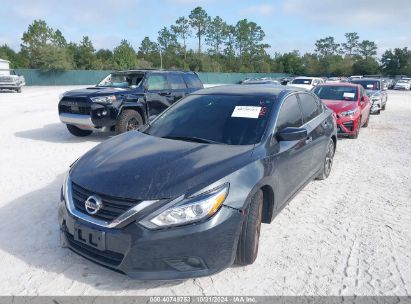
[
  {"x1": 0, "y1": 69, "x2": 26, "y2": 93},
  {"x1": 58, "y1": 69, "x2": 204, "y2": 136}
]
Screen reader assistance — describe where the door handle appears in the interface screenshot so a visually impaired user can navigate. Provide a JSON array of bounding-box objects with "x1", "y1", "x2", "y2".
[{"x1": 305, "y1": 136, "x2": 313, "y2": 144}]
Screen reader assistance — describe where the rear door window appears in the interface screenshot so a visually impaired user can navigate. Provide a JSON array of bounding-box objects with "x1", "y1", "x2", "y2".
[
  {"x1": 276, "y1": 95, "x2": 303, "y2": 131},
  {"x1": 298, "y1": 93, "x2": 322, "y2": 123},
  {"x1": 183, "y1": 73, "x2": 203, "y2": 89},
  {"x1": 146, "y1": 74, "x2": 168, "y2": 91},
  {"x1": 168, "y1": 73, "x2": 187, "y2": 90}
]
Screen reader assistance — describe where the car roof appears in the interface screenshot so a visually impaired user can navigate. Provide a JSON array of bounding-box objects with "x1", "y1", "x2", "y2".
[
  {"x1": 350, "y1": 78, "x2": 381, "y2": 81},
  {"x1": 115, "y1": 69, "x2": 195, "y2": 74},
  {"x1": 317, "y1": 82, "x2": 360, "y2": 88},
  {"x1": 192, "y1": 84, "x2": 302, "y2": 97},
  {"x1": 293, "y1": 76, "x2": 320, "y2": 79}
]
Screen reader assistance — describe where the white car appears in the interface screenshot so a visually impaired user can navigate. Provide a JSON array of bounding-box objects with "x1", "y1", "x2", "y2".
[
  {"x1": 394, "y1": 80, "x2": 411, "y2": 90},
  {"x1": 288, "y1": 77, "x2": 324, "y2": 90},
  {"x1": 0, "y1": 60, "x2": 25, "y2": 93}
]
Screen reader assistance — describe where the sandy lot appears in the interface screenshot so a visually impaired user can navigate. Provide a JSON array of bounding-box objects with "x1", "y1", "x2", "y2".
[{"x1": 0, "y1": 86, "x2": 410, "y2": 296}]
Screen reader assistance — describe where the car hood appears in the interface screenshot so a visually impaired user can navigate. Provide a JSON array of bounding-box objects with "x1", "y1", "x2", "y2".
[
  {"x1": 322, "y1": 99, "x2": 357, "y2": 113},
  {"x1": 63, "y1": 86, "x2": 142, "y2": 97},
  {"x1": 70, "y1": 132, "x2": 255, "y2": 200}
]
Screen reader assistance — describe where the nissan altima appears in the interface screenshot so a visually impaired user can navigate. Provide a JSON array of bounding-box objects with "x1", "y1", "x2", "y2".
[{"x1": 59, "y1": 85, "x2": 337, "y2": 280}]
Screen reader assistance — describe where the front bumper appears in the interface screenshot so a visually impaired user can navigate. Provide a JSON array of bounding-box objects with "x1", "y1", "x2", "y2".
[
  {"x1": 58, "y1": 199, "x2": 244, "y2": 280},
  {"x1": 336, "y1": 115, "x2": 359, "y2": 136},
  {"x1": 0, "y1": 83, "x2": 21, "y2": 90}
]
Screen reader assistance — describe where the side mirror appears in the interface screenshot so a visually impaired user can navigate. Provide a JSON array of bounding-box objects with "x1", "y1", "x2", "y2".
[{"x1": 277, "y1": 127, "x2": 308, "y2": 141}]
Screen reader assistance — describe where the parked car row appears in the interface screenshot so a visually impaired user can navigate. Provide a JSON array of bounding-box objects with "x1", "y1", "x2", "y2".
[{"x1": 58, "y1": 70, "x2": 338, "y2": 279}]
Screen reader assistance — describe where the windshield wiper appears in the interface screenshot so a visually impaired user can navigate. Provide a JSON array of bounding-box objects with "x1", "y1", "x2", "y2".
[{"x1": 161, "y1": 136, "x2": 223, "y2": 144}]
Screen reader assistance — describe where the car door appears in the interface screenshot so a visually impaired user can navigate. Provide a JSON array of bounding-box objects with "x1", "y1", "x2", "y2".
[
  {"x1": 297, "y1": 92, "x2": 328, "y2": 175},
  {"x1": 144, "y1": 73, "x2": 173, "y2": 117},
  {"x1": 167, "y1": 72, "x2": 188, "y2": 103},
  {"x1": 271, "y1": 94, "x2": 311, "y2": 208}
]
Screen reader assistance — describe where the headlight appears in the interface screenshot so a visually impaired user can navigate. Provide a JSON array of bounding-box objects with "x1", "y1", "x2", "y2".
[
  {"x1": 140, "y1": 184, "x2": 229, "y2": 229},
  {"x1": 91, "y1": 95, "x2": 116, "y2": 104},
  {"x1": 340, "y1": 109, "x2": 358, "y2": 117}
]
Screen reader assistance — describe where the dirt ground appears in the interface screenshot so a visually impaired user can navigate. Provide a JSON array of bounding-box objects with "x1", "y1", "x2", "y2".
[{"x1": 0, "y1": 86, "x2": 410, "y2": 296}]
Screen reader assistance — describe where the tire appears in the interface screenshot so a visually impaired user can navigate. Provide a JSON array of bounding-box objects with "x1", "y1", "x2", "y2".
[
  {"x1": 316, "y1": 139, "x2": 335, "y2": 180},
  {"x1": 382, "y1": 103, "x2": 386, "y2": 110},
  {"x1": 16, "y1": 87, "x2": 22, "y2": 93},
  {"x1": 363, "y1": 113, "x2": 370, "y2": 128},
  {"x1": 115, "y1": 109, "x2": 143, "y2": 134},
  {"x1": 235, "y1": 190, "x2": 263, "y2": 266},
  {"x1": 66, "y1": 124, "x2": 92, "y2": 137},
  {"x1": 376, "y1": 109, "x2": 381, "y2": 115},
  {"x1": 350, "y1": 117, "x2": 361, "y2": 139}
]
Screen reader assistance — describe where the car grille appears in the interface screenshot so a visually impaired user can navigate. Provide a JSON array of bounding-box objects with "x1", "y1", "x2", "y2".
[
  {"x1": 342, "y1": 122, "x2": 354, "y2": 132},
  {"x1": 0, "y1": 76, "x2": 13, "y2": 83},
  {"x1": 59, "y1": 97, "x2": 91, "y2": 115},
  {"x1": 65, "y1": 231, "x2": 124, "y2": 266},
  {"x1": 71, "y1": 182, "x2": 142, "y2": 221}
]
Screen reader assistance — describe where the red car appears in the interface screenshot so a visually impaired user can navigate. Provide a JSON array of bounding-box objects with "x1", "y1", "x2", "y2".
[{"x1": 312, "y1": 83, "x2": 371, "y2": 138}]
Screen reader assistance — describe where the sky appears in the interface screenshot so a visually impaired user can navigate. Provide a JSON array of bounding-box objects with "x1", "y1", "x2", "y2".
[{"x1": 0, "y1": 0, "x2": 410, "y2": 56}]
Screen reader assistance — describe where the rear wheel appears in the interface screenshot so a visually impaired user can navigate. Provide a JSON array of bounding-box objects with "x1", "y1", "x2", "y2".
[
  {"x1": 115, "y1": 110, "x2": 143, "y2": 134},
  {"x1": 316, "y1": 139, "x2": 335, "y2": 180},
  {"x1": 235, "y1": 190, "x2": 263, "y2": 266},
  {"x1": 66, "y1": 124, "x2": 92, "y2": 137}
]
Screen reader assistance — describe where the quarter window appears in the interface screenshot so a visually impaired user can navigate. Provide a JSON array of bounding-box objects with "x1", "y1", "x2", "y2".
[
  {"x1": 183, "y1": 73, "x2": 203, "y2": 89},
  {"x1": 299, "y1": 93, "x2": 322, "y2": 123},
  {"x1": 276, "y1": 95, "x2": 303, "y2": 131}
]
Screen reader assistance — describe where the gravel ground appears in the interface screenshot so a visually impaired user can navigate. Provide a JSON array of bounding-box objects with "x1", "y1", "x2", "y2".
[{"x1": 0, "y1": 86, "x2": 410, "y2": 296}]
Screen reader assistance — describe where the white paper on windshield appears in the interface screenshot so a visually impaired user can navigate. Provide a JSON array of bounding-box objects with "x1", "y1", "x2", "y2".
[
  {"x1": 366, "y1": 84, "x2": 374, "y2": 88},
  {"x1": 232, "y1": 106, "x2": 261, "y2": 118},
  {"x1": 343, "y1": 92, "x2": 355, "y2": 98}
]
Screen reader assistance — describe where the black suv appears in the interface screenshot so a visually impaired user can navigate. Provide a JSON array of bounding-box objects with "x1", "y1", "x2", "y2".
[{"x1": 58, "y1": 70, "x2": 203, "y2": 136}]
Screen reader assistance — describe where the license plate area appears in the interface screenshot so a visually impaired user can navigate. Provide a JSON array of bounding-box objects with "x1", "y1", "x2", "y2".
[{"x1": 74, "y1": 223, "x2": 106, "y2": 251}]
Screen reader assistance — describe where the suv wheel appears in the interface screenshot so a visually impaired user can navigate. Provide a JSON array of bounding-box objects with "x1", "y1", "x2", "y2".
[
  {"x1": 317, "y1": 139, "x2": 335, "y2": 180},
  {"x1": 66, "y1": 124, "x2": 92, "y2": 137},
  {"x1": 235, "y1": 190, "x2": 263, "y2": 266},
  {"x1": 116, "y1": 110, "x2": 143, "y2": 134},
  {"x1": 16, "y1": 87, "x2": 22, "y2": 93}
]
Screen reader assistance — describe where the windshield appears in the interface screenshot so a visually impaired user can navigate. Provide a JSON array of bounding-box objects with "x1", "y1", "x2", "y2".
[
  {"x1": 144, "y1": 94, "x2": 275, "y2": 145},
  {"x1": 97, "y1": 73, "x2": 144, "y2": 88},
  {"x1": 313, "y1": 85, "x2": 358, "y2": 101},
  {"x1": 291, "y1": 78, "x2": 312, "y2": 85},
  {"x1": 351, "y1": 80, "x2": 380, "y2": 90}
]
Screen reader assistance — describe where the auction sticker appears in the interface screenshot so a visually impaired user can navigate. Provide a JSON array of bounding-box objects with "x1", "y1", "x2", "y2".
[
  {"x1": 232, "y1": 106, "x2": 261, "y2": 118},
  {"x1": 343, "y1": 92, "x2": 355, "y2": 98}
]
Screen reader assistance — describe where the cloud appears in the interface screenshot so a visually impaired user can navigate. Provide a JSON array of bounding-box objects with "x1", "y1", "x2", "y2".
[
  {"x1": 282, "y1": 0, "x2": 411, "y2": 27},
  {"x1": 241, "y1": 4, "x2": 274, "y2": 17}
]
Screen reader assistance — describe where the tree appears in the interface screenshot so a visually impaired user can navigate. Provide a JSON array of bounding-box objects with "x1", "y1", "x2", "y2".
[
  {"x1": 113, "y1": 40, "x2": 137, "y2": 69},
  {"x1": 189, "y1": 7, "x2": 210, "y2": 53},
  {"x1": 75, "y1": 36, "x2": 96, "y2": 70},
  {"x1": 352, "y1": 57, "x2": 379, "y2": 75},
  {"x1": 95, "y1": 49, "x2": 114, "y2": 69},
  {"x1": 315, "y1": 36, "x2": 340, "y2": 57},
  {"x1": 341, "y1": 32, "x2": 359, "y2": 56},
  {"x1": 357, "y1": 40, "x2": 377, "y2": 58},
  {"x1": 171, "y1": 17, "x2": 191, "y2": 60},
  {"x1": 275, "y1": 51, "x2": 305, "y2": 74},
  {"x1": 206, "y1": 16, "x2": 227, "y2": 55},
  {"x1": 234, "y1": 19, "x2": 269, "y2": 61},
  {"x1": 21, "y1": 19, "x2": 55, "y2": 68},
  {"x1": 381, "y1": 47, "x2": 411, "y2": 75},
  {"x1": 157, "y1": 27, "x2": 178, "y2": 52},
  {"x1": 36, "y1": 45, "x2": 74, "y2": 71}
]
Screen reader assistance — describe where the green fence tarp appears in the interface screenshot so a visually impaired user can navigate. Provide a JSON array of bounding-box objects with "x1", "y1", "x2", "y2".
[{"x1": 15, "y1": 69, "x2": 289, "y2": 86}]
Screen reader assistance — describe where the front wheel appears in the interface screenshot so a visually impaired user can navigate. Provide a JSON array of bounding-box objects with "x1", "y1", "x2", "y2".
[
  {"x1": 66, "y1": 124, "x2": 92, "y2": 137},
  {"x1": 16, "y1": 87, "x2": 22, "y2": 93},
  {"x1": 316, "y1": 139, "x2": 335, "y2": 180},
  {"x1": 115, "y1": 110, "x2": 143, "y2": 134},
  {"x1": 362, "y1": 113, "x2": 370, "y2": 128},
  {"x1": 235, "y1": 190, "x2": 263, "y2": 266},
  {"x1": 350, "y1": 117, "x2": 361, "y2": 139}
]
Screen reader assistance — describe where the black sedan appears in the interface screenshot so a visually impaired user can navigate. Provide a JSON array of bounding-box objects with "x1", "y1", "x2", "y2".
[{"x1": 59, "y1": 85, "x2": 337, "y2": 280}]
